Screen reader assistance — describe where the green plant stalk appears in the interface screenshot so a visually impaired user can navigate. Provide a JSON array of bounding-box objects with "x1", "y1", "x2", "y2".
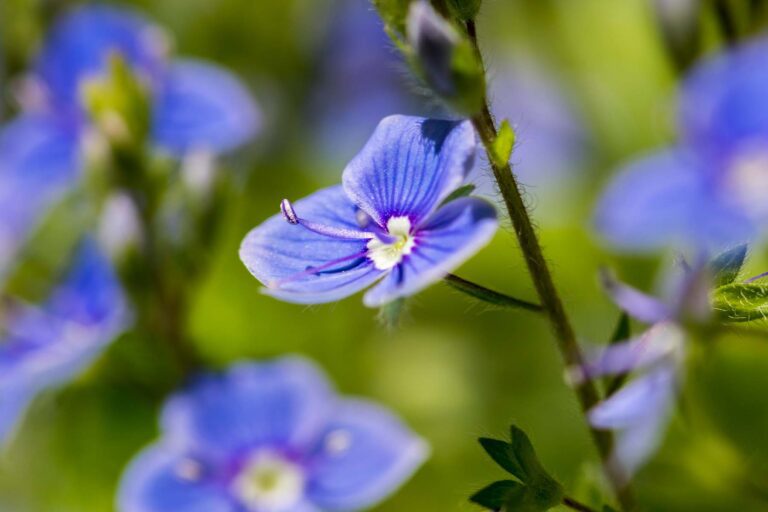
[
  {"x1": 444, "y1": 274, "x2": 543, "y2": 312},
  {"x1": 464, "y1": 19, "x2": 634, "y2": 511}
]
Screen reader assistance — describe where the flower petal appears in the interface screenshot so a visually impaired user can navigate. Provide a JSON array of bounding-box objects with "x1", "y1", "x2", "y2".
[
  {"x1": 599, "y1": 270, "x2": 673, "y2": 323},
  {"x1": 581, "y1": 323, "x2": 684, "y2": 379},
  {"x1": 117, "y1": 444, "x2": 234, "y2": 512},
  {"x1": 681, "y1": 37, "x2": 768, "y2": 158},
  {"x1": 152, "y1": 60, "x2": 260, "y2": 155},
  {"x1": 342, "y1": 115, "x2": 476, "y2": 227},
  {"x1": 306, "y1": 399, "x2": 428, "y2": 511},
  {"x1": 161, "y1": 357, "x2": 333, "y2": 458},
  {"x1": 240, "y1": 185, "x2": 384, "y2": 304},
  {"x1": 34, "y1": 5, "x2": 167, "y2": 112},
  {"x1": 590, "y1": 365, "x2": 677, "y2": 431},
  {"x1": 0, "y1": 242, "x2": 129, "y2": 443},
  {"x1": 363, "y1": 197, "x2": 497, "y2": 307},
  {"x1": 0, "y1": 114, "x2": 79, "y2": 280},
  {"x1": 594, "y1": 149, "x2": 753, "y2": 252}
]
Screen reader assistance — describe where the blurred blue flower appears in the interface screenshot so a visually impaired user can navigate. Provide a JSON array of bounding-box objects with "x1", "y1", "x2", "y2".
[
  {"x1": 0, "y1": 240, "x2": 130, "y2": 442},
  {"x1": 240, "y1": 115, "x2": 498, "y2": 307},
  {"x1": 595, "y1": 37, "x2": 768, "y2": 252},
  {"x1": 0, "y1": 5, "x2": 260, "y2": 278},
  {"x1": 578, "y1": 265, "x2": 710, "y2": 476},
  {"x1": 118, "y1": 357, "x2": 427, "y2": 512},
  {"x1": 309, "y1": 0, "x2": 428, "y2": 165}
]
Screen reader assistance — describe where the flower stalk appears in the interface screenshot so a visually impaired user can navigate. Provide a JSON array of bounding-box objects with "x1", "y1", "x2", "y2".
[{"x1": 463, "y1": 18, "x2": 634, "y2": 510}]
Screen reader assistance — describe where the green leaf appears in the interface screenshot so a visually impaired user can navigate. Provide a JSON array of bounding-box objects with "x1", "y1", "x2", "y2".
[
  {"x1": 490, "y1": 120, "x2": 515, "y2": 168},
  {"x1": 440, "y1": 184, "x2": 476, "y2": 205},
  {"x1": 710, "y1": 244, "x2": 748, "y2": 287},
  {"x1": 713, "y1": 283, "x2": 768, "y2": 322},
  {"x1": 503, "y1": 478, "x2": 563, "y2": 512},
  {"x1": 372, "y1": 0, "x2": 411, "y2": 35},
  {"x1": 444, "y1": 274, "x2": 543, "y2": 312},
  {"x1": 470, "y1": 480, "x2": 523, "y2": 509},
  {"x1": 479, "y1": 437, "x2": 527, "y2": 481}
]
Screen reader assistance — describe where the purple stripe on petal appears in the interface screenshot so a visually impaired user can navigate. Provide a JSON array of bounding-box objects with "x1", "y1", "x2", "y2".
[
  {"x1": 306, "y1": 399, "x2": 428, "y2": 511},
  {"x1": 240, "y1": 185, "x2": 385, "y2": 303},
  {"x1": 363, "y1": 197, "x2": 497, "y2": 307},
  {"x1": 342, "y1": 115, "x2": 476, "y2": 227}
]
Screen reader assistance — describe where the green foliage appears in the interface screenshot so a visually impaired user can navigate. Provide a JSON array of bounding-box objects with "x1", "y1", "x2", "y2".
[
  {"x1": 490, "y1": 120, "x2": 516, "y2": 168},
  {"x1": 81, "y1": 54, "x2": 152, "y2": 149},
  {"x1": 372, "y1": 0, "x2": 411, "y2": 35},
  {"x1": 440, "y1": 184, "x2": 476, "y2": 205},
  {"x1": 709, "y1": 244, "x2": 748, "y2": 287},
  {"x1": 474, "y1": 426, "x2": 564, "y2": 511},
  {"x1": 713, "y1": 283, "x2": 768, "y2": 323},
  {"x1": 446, "y1": 0, "x2": 482, "y2": 21}
]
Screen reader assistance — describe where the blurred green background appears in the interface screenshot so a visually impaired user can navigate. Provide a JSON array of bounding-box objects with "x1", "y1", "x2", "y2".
[{"x1": 1, "y1": 0, "x2": 768, "y2": 511}]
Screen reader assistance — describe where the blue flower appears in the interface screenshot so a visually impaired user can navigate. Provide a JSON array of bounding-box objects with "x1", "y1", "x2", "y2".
[
  {"x1": 118, "y1": 357, "x2": 428, "y2": 512},
  {"x1": 0, "y1": 5, "x2": 259, "y2": 278},
  {"x1": 594, "y1": 37, "x2": 768, "y2": 252},
  {"x1": 577, "y1": 266, "x2": 709, "y2": 476},
  {"x1": 0, "y1": 240, "x2": 130, "y2": 442},
  {"x1": 239, "y1": 115, "x2": 498, "y2": 307}
]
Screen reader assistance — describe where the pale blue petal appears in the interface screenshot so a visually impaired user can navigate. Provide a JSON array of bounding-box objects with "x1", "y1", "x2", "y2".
[
  {"x1": 34, "y1": 5, "x2": 167, "y2": 113},
  {"x1": 161, "y1": 357, "x2": 333, "y2": 458},
  {"x1": 680, "y1": 37, "x2": 768, "y2": 158},
  {"x1": 363, "y1": 197, "x2": 497, "y2": 307},
  {"x1": 0, "y1": 114, "x2": 79, "y2": 279},
  {"x1": 594, "y1": 149, "x2": 753, "y2": 251},
  {"x1": 600, "y1": 271, "x2": 672, "y2": 323},
  {"x1": 590, "y1": 366, "x2": 676, "y2": 431},
  {"x1": 240, "y1": 186, "x2": 384, "y2": 304},
  {"x1": 117, "y1": 444, "x2": 234, "y2": 512},
  {"x1": 0, "y1": 383, "x2": 33, "y2": 442},
  {"x1": 152, "y1": 60, "x2": 260, "y2": 155},
  {"x1": 582, "y1": 323, "x2": 684, "y2": 379},
  {"x1": 342, "y1": 115, "x2": 476, "y2": 227},
  {"x1": 614, "y1": 413, "x2": 669, "y2": 476},
  {"x1": 306, "y1": 399, "x2": 428, "y2": 511},
  {"x1": 0, "y1": 242, "x2": 129, "y2": 443}
]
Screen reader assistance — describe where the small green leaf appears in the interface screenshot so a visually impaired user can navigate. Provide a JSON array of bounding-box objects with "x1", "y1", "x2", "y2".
[
  {"x1": 470, "y1": 480, "x2": 523, "y2": 509},
  {"x1": 490, "y1": 120, "x2": 515, "y2": 168},
  {"x1": 479, "y1": 438, "x2": 527, "y2": 481},
  {"x1": 509, "y1": 425, "x2": 545, "y2": 479},
  {"x1": 502, "y1": 478, "x2": 563, "y2": 512},
  {"x1": 710, "y1": 244, "x2": 748, "y2": 287},
  {"x1": 440, "y1": 184, "x2": 476, "y2": 205},
  {"x1": 445, "y1": 274, "x2": 543, "y2": 312},
  {"x1": 713, "y1": 282, "x2": 768, "y2": 322}
]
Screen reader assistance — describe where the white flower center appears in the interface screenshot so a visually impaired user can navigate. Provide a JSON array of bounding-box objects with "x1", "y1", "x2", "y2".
[
  {"x1": 231, "y1": 451, "x2": 305, "y2": 511},
  {"x1": 727, "y1": 147, "x2": 768, "y2": 218},
  {"x1": 366, "y1": 216, "x2": 416, "y2": 270}
]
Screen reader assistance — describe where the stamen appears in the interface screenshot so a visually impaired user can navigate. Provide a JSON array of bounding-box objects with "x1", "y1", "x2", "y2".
[
  {"x1": 270, "y1": 250, "x2": 369, "y2": 288},
  {"x1": 279, "y1": 199, "x2": 376, "y2": 240}
]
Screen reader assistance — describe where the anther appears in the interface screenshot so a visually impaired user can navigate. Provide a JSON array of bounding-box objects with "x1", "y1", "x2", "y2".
[{"x1": 281, "y1": 199, "x2": 298, "y2": 224}]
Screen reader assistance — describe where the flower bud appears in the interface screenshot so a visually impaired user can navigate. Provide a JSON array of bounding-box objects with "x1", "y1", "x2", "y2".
[{"x1": 406, "y1": 1, "x2": 485, "y2": 114}]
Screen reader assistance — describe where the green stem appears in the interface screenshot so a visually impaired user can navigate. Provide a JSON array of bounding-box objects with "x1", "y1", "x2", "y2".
[
  {"x1": 563, "y1": 496, "x2": 599, "y2": 512},
  {"x1": 465, "y1": 19, "x2": 633, "y2": 511},
  {"x1": 444, "y1": 274, "x2": 543, "y2": 312}
]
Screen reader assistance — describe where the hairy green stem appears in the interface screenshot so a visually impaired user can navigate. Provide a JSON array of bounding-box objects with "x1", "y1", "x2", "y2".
[
  {"x1": 444, "y1": 274, "x2": 544, "y2": 312},
  {"x1": 465, "y1": 19, "x2": 634, "y2": 511}
]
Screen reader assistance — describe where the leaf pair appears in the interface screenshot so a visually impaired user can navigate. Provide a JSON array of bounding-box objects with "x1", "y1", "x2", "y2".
[{"x1": 471, "y1": 426, "x2": 564, "y2": 511}]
